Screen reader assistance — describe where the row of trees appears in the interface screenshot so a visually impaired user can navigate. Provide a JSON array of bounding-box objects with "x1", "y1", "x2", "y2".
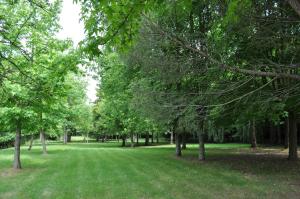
[
  {"x1": 0, "y1": 0, "x2": 92, "y2": 169},
  {"x1": 78, "y1": 0, "x2": 300, "y2": 160}
]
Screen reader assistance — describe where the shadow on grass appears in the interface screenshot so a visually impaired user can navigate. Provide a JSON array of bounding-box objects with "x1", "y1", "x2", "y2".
[{"x1": 181, "y1": 147, "x2": 300, "y2": 181}]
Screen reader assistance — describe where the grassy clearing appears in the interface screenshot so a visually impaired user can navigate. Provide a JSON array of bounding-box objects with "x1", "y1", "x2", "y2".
[{"x1": 0, "y1": 142, "x2": 299, "y2": 199}]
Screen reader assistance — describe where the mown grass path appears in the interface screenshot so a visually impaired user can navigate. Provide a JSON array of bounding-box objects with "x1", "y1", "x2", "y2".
[{"x1": 0, "y1": 143, "x2": 299, "y2": 199}]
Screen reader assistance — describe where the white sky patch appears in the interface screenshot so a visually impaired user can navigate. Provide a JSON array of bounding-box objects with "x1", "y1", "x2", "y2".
[{"x1": 56, "y1": 0, "x2": 98, "y2": 103}]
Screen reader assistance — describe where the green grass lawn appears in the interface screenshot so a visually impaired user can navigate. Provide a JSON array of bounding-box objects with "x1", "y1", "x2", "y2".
[{"x1": 0, "y1": 142, "x2": 299, "y2": 199}]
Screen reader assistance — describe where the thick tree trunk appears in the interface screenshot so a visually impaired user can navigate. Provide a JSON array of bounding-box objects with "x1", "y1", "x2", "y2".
[
  {"x1": 145, "y1": 132, "x2": 149, "y2": 146},
  {"x1": 284, "y1": 117, "x2": 289, "y2": 149},
  {"x1": 136, "y1": 133, "x2": 139, "y2": 145},
  {"x1": 151, "y1": 132, "x2": 154, "y2": 143},
  {"x1": 156, "y1": 132, "x2": 159, "y2": 143},
  {"x1": 175, "y1": 133, "x2": 182, "y2": 157},
  {"x1": 67, "y1": 134, "x2": 71, "y2": 142},
  {"x1": 121, "y1": 135, "x2": 126, "y2": 147},
  {"x1": 13, "y1": 120, "x2": 22, "y2": 169},
  {"x1": 198, "y1": 132, "x2": 205, "y2": 161},
  {"x1": 130, "y1": 133, "x2": 135, "y2": 147},
  {"x1": 170, "y1": 131, "x2": 174, "y2": 144},
  {"x1": 288, "y1": 111, "x2": 298, "y2": 160},
  {"x1": 40, "y1": 131, "x2": 47, "y2": 155},
  {"x1": 63, "y1": 131, "x2": 68, "y2": 144},
  {"x1": 28, "y1": 134, "x2": 34, "y2": 151},
  {"x1": 181, "y1": 133, "x2": 187, "y2": 149},
  {"x1": 251, "y1": 119, "x2": 257, "y2": 149}
]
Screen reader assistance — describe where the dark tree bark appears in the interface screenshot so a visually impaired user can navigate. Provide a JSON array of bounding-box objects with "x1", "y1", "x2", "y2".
[
  {"x1": 121, "y1": 135, "x2": 126, "y2": 147},
  {"x1": 288, "y1": 111, "x2": 298, "y2": 160},
  {"x1": 198, "y1": 132, "x2": 205, "y2": 161},
  {"x1": 130, "y1": 133, "x2": 135, "y2": 147},
  {"x1": 151, "y1": 132, "x2": 154, "y2": 143},
  {"x1": 284, "y1": 117, "x2": 289, "y2": 149},
  {"x1": 251, "y1": 119, "x2": 257, "y2": 149},
  {"x1": 28, "y1": 134, "x2": 34, "y2": 151},
  {"x1": 40, "y1": 131, "x2": 47, "y2": 155},
  {"x1": 145, "y1": 132, "x2": 149, "y2": 146},
  {"x1": 175, "y1": 133, "x2": 182, "y2": 157},
  {"x1": 13, "y1": 120, "x2": 22, "y2": 169},
  {"x1": 181, "y1": 133, "x2": 187, "y2": 149}
]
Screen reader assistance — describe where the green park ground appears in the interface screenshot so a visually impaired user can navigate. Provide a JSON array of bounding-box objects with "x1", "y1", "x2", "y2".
[{"x1": 0, "y1": 140, "x2": 300, "y2": 199}]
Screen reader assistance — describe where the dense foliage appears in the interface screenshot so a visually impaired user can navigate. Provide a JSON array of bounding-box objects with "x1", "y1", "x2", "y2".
[
  {"x1": 78, "y1": 0, "x2": 300, "y2": 160},
  {"x1": 0, "y1": 0, "x2": 92, "y2": 168}
]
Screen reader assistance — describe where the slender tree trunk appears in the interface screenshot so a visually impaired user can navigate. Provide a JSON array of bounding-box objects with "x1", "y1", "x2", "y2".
[
  {"x1": 170, "y1": 131, "x2": 174, "y2": 144},
  {"x1": 121, "y1": 135, "x2": 126, "y2": 147},
  {"x1": 284, "y1": 117, "x2": 289, "y2": 149},
  {"x1": 156, "y1": 132, "x2": 159, "y2": 143},
  {"x1": 175, "y1": 133, "x2": 182, "y2": 157},
  {"x1": 251, "y1": 119, "x2": 257, "y2": 149},
  {"x1": 198, "y1": 132, "x2": 205, "y2": 161},
  {"x1": 117, "y1": 134, "x2": 120, "y2": 142},
  {"x1": 13, "y1": 120, "x2": 22, "y2": 169},
  {"x1": 288, "y1": 111, "x2": 298, "y2": 160},
  {"x1": 40, "y1": 131, "x2": 47, "y2": 155},
  {"x1": 63, "y1": 131, "x2": 68, "y2": 144},
  {"x1": 136, "y1": 133, "x2": 139, "y2": 145},
  {"x1": 130, "y1": 133, "x2": 135, "y2": 147},
  {"x1": 181, "y1": 133, "x2": 187, "y2": 149},
  {"x1": 151, "y1": 132, "x2": 154, "y2": 143},
  {"x1": 145, "y1": 132, "x2": 149, "y2": 146},
  {"x1": 28, "y1": 134, "x2": 34, "y2": 151}
]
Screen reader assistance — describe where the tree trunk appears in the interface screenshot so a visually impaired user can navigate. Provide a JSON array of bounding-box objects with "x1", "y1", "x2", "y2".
[
  {"x1": 40, "y1": 131, "x2": 47, "y2": 155},
  {"x1": 181, "y1": 133, "x2": 187, "y2": 149},
  {"x1": 67, "y1": 134, "x2": 71, "y2": 142},
  {"x1": 284, "y1": 117, "x2": 289, "y2": 149},
  {"x1": 136, "y1": 133, "x2": 139, "y2": 145},
  {"x1": 121, "y1": 135, "x2": 126, "y2": 147},
  {"x1": 151, "y1": 132, "x2": 154, "y2": 143},
  {"x1": 130, "y1": 133, "x2": 135, "y2": 147},
  {"x1": 170, "y1": 131, "x2": 174, "y2": 144},
  {"x1": 13, "y1": 120, "x2": 22, "y2": 169},
  {"x1": 175, "y1": 133, "x2": 182, "y2": 157},
  {"x1": 198, "y1": 132, "x2": 205, "y2": 161},
  {"x1": 156, "y1": 132, "x2": 159, "y2": 143},
  {"x1": 63, "y1": 131, "x2": 68, "y2": 144},
  {"x1": 145, "y1": 132, "x2": 149, "y2": 146},
  {"x1": 28, "y1": 134, "x2": 34, "y2": 151},
  {"x1": 251, "y1": 119, "x2": 257, "y2": 149},
  {"x1": 117, "y1": 134, "x2": 120, "y2": 142},
  {"x1": 288, "y1": 111, "x2": 298, "y2": 160}
]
